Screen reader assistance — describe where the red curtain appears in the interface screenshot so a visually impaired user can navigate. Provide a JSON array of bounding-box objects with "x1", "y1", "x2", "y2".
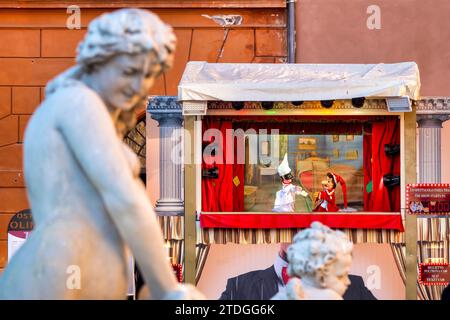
[
  {"x1": 371, "y1": 119, "x2": 400, "y2": 212},
  {"x1": 232, "y1": 133, "x2": 245, "y2": 212},
  {"x1": 363, "y1": 132, "x2": 373, "y2": 211},
  {"x1": 202, "y1": 118, "x2": 244, "y2": 212}
]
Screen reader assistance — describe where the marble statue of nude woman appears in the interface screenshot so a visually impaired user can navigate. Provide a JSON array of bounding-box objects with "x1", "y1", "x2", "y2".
[{"x1": 0, "y1": 9, "x2": 203, "y2": 299}]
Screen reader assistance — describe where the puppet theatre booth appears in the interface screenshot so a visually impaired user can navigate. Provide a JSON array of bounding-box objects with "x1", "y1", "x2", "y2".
[{"x1": 179, "y1": 61, "x2": 420, "y2": 299}]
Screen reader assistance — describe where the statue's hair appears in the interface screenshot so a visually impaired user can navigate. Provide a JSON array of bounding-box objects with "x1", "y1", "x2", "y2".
[
  {"x1": 287, "y1": 222, "x2": 353, "y2": 279},
  {"x1": 45, "y1": 9, "x2": 176, "y2": 135},
  {"x1": 77, "y1": 8, "x2": 176, "y2": 70},
  {"x1": 47, "y1": 9, "x2": 175, "y2": 95}
]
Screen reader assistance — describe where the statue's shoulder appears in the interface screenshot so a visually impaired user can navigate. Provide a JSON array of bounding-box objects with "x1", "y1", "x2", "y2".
[
  {"x1": 48, "y1": 78, "x2": 101, "y2": 101},
  {"x1": 45, "y1": 78, "x2": 106, "y2": 115}
]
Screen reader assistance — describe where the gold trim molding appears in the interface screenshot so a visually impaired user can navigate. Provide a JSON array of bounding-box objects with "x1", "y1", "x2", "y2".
[{"x1": 208, "y1": 99, "x2": 387, "y2": 110}]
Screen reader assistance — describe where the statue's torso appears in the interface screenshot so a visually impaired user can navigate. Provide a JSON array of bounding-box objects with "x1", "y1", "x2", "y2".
[{"x1": 0, "y1": 83, "x2": 135, "y2": 299}]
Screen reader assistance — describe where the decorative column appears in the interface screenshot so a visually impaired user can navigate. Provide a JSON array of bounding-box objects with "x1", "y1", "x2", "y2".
[
  {"x1": 147, "y1": 96, "x2": 184, "y2": 216},
  {"x1": 416, "y1": 98, "x2": 450, "y2": 183},
  {"x1": 415, "y1": 99, "x2": 450, "y2": 301}
]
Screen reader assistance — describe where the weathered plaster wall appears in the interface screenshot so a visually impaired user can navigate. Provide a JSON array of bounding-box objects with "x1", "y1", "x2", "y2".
[{"x1": 296, "y1": 0, "x2": 450, "y2": 182}]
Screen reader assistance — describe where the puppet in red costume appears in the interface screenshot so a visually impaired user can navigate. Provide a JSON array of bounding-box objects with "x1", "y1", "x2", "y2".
[{"x1": 313, "y1": 172, "x2": 347, "y2": 212}]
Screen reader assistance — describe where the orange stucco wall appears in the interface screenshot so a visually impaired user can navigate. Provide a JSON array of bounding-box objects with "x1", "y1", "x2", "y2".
[
  {"x1": 0, "y1": 7, "x2": 287, "y2": 272},
  {"x1": 296, "y1": 0, "x2": 450, "y2": 183}
]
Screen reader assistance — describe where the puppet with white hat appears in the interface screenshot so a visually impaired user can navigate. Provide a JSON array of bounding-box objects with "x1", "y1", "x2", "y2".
[{"x1": 272, "y1": 154, "x2": 309, "y2": 213}]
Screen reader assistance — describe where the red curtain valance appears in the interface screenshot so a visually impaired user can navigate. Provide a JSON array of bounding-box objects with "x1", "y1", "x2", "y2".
[
  {"x1": 200, "y1": 213, "x2": 404, "y2": 231},
  {"x1": 205, "y1": 115, "x2": 394, "y2": 135}
]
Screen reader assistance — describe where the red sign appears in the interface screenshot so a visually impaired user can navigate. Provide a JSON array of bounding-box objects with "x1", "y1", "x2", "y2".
[
  {"x1": 8, "y1": 209, "x2": 33, "y2": 238},
  {"x1": 419, "y1": 263, "x2": 450, "y2": 285},
  {"x1": 406, "y1": 184, "x2": 450, "y2": 215}
]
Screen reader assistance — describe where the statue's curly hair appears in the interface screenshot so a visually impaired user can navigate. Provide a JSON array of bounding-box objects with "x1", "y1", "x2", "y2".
[
  {"x1": 77, "y1": 8, "x2": 176, "y2": 71},
  {"x1": 287, "y1": 222, "x2": 353, "y2": 280},
  {"x1": 45, "y1": 9, "x2": 176, "y2": 135}
]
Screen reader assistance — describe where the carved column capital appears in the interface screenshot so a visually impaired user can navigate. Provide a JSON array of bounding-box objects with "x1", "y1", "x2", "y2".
[
  {"x1": 416, "y1": 97, "x2": 450, "y2": 114},
  {"x1": 416, "y1": 114, "x2": 450, "y2": 128},
  {"x1": 147, "y1": 96, "x2": 183, "y2": 127},
  {"x1": 415, "y1": 97, "x2": 450, "y2": 128},
  {"x1": 150, "y1": 112, "x2": 184, "y2": 127}
]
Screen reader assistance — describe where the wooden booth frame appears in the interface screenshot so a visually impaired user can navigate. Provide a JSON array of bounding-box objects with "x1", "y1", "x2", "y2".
[{"x1": 184, "y1": 100, "x2": 417, "y2": 300}]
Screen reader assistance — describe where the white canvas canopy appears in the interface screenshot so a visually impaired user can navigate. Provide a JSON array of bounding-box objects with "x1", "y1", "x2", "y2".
[{"x1": 178, "y1": 61, "x2": 420, "y2": 102}]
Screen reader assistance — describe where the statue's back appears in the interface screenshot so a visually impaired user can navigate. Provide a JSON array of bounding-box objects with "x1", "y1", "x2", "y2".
[{"x1": 0, "y1": 84, "x2": 129, "y2": 299}]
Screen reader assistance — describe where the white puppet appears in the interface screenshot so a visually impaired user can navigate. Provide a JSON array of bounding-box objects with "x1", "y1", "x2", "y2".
[
  {"x1": 272, "y1": 221, "x2": 353, "y2": 300},
  {"x1": 272, "y1": 154, "x2": 308, "y2": 212}
]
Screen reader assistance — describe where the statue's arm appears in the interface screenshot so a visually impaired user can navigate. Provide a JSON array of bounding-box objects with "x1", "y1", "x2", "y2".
[{"x1": 58, "y1": 91, "x2": 178, "y2": 299}]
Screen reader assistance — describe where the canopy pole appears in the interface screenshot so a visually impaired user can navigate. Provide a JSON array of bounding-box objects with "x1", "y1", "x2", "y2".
[
  {"x1": 184, "y1": 115, "x2": 197, "y2": 284},
  {"x1": 287, "y1": 0, "x2": 296, "y2": 63},
  {"x1": 404, "y1": 106, "x2": 418, "y2": 300}
]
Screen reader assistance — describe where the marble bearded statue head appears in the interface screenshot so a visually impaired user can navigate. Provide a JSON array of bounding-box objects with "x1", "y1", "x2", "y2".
[
  {"x1": 286, "y1": 221, "x2": 354, "y2": 298},
  {"x1": 46, "y1": 8, "x2": 176, "y2": 135}
]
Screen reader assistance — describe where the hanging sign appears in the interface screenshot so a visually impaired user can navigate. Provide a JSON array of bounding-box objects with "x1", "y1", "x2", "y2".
[
  {"x1": 7, "y1": 209, "x2": 33, "y2": 262},
  {"x1": 419, "y1": 263, "x2": 450, "y2": 285},
  {"x1": 406, "y1": 184, "x2": 450, "y2": 215}
]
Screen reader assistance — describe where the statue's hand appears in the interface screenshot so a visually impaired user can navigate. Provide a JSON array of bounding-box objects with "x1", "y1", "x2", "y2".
[{"x1": 162, "y1": 283, "x2": 206, "y2": 300}]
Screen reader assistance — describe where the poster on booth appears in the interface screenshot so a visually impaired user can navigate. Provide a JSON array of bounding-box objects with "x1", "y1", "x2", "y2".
[
  {"x1": 406, "y1": 183, "x2": 450, "y2": 215},
  {"x1": 419, "y1": 263, "x2": 450, "y2": 285},
  {"x1": 7, "y1": 209, "x2": 33, "y2": 262}
]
